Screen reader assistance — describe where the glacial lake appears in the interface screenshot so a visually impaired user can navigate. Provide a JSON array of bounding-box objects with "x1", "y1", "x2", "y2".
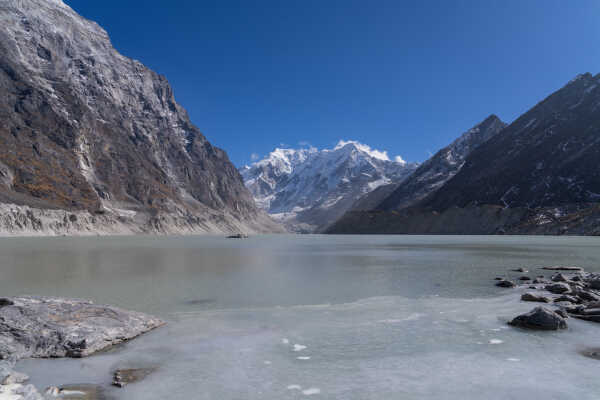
[{"x1": 4, "y1": 234, "x2": 600, "y2": 399}]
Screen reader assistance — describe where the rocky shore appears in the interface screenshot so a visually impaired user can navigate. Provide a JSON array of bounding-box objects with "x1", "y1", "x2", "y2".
[
  {"x1": 495, "y1": 266, "x2": 600, "y2": 331},
  {"x1": 0, "y1": 296, "x2": 164, "y2": 399}
]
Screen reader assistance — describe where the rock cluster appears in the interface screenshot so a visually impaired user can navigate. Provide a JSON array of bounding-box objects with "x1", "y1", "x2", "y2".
[
  {"x1": 496, "y1": 266, "x2": 600, "y2": 331},
  {"x1": 0, "y1": 296, "x2": 164, "y2": 400}
]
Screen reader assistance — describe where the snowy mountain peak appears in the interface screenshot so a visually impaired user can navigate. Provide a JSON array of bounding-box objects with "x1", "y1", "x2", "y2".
[
  {"x1": 332, "y1": 140, "x2": 406, "y2": 164},
  {"x1": 241, "y1": 141, "x2": 417, "y2": 232}
]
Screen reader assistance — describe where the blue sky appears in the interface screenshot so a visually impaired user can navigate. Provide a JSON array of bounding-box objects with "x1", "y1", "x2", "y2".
[{"x1": 66, "y1": 0, "x2": 599, "y2": 166}]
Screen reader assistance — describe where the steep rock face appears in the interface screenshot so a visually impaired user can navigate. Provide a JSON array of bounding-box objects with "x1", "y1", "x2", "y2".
[
  {"x1": 424, "y1": 73, "x2": 600, "y2": 211},
  {"x1": 241, "y1": 142, "x2": 417, "y2": 232},
  {"x1": 0, "y1": 0, "x2": 279, "y2": 234},
  {"x1": 327, "y1": 74, "x2": 600, "y2": 235},
  {"x1": 376, "y1": 115, "x2": 506, "y2": 211}
]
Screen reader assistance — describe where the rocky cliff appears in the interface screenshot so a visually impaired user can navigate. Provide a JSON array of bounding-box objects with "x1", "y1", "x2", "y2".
[{"x1": 0, "y1": 0, "x2": 281, "y2": 235}]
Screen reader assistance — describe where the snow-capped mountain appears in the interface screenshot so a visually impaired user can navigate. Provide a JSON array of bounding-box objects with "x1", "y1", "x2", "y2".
[{"x1": 241, "y1": 141, "x2": 417, "y2": 232}]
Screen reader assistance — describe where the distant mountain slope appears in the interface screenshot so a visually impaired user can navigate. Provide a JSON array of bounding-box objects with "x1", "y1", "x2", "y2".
[
  {"x1": 376, "y1": 115, "x2": 506, "y2": 211},
  {"x1": 241, "y1": 141, "x2": 417, "y2": 232},
  {"x1": 327, "y1": 73, "x2": 600, "y2": 235},
  {"x1": 0, "y1": 0, "x2": 280, "y2": 235},
  {"x1": 423, "y1": 73, "x2": 600, "y2": 211}
]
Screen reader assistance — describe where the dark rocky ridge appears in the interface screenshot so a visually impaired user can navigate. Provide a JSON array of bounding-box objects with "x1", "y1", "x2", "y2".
[
  {"x1": 423, "y1": 73, "x2": 600, "y2": 212},
  {"x1": 347, "y1": 115, "x2": 506, "y2": 213},
  {"x1": 377, "y1": 115, "x2": 507, "y2": 211},
  {"x1": 0, "y1": 0, "x2": 281, "y2": 235},
  {"x1": 327, "y1": 73, "x2": 600, "y2": 235}
]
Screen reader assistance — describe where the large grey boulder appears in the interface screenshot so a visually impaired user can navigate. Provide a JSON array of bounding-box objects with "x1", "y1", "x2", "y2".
[
  {"x1": 0, "y1": 296, "x2": 164, "y2": 360},
  {"x1": 508, "y1": 307, "x2": 568, "y2": 330}
]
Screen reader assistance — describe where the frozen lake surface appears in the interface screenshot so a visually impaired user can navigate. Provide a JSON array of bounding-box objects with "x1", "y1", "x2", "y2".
[{"x1": 2, "y1": 235, "x2": 600, "y2": 399}]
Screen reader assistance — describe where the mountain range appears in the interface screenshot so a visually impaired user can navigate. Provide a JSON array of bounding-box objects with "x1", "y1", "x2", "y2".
[
  {"x1": 0, "y1": 0, "x2": 280, "y2": 235},
  {"x1": 327, "y1": 73, "x2": 600, "y2": 235},
  {"x1": 240, "y1": 141, "x2": 417, "y2": 232}
]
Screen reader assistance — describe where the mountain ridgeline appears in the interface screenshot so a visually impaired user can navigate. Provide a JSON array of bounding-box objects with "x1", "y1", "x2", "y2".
[
  {"x1": 0, "y1": 0, "x2": 280, "y2": 235},
  {"x1": 241, "y1": 142, "x2": 417, "y2": 232},
  {"x1": 327, "y1": 73, "x2": 600, "y2": 235}
]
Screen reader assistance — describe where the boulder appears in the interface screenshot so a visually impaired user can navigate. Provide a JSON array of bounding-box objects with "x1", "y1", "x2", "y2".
[
  {"x1": 572, "y1": 314, "x2": 600, "y2": 323},
  {"x1": 574, "y1": 289, "x2": 600, "y2": 303},
  {"x1": 113, "y1": 367, "x2": 157, "y2": 388},
  {"x1": 521, "y1": 293, "x2": 551, "y2": 303},
  {"x1": 545, "y1": 283, "x2": 571, "y2": 294},
  {"x1": 508, "y1": 307, "x2": 568, "y2": 330},
  {"x1": 0, "y1": 296, "x2": 164, "y2": 360},
  {"x1": 551, "y1": 273, "x2": 570, "y2": 283},
  {"x1": 553, "y1": 295, "x2": 580, "y2": 304},
  {"x1": 587, "y1": 279, "x2": 600, "y2": 290}
]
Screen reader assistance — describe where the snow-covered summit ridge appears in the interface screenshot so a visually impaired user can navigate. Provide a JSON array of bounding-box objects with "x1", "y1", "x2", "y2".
[
  {"x1": 333, "y1": 140, "x2": 406, "y2": 164},
  {"x1": 240, "y1": 141, "x2": 417, "y2": 232}
]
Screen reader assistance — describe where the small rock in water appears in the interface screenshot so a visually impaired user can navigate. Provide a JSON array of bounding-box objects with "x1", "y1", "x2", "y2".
[
  {"x1": 113, "y1": 367, "x2": 157, "y2": 388},
  {"x1": 554, "y1": 295, "x2": 580, "y2": 304},
  {"x1": 512, "y1": 268, "x2": 528, "y2": 273},
  {"x1": 55, "y1": 384, "x2": 105, "y2": 399},
  {"x1": 226, "y1": 233, "x2": 249, "y2": 239},
  {"x1": 518, "y1": 276, "x2": 531, "y2": 281},
  {"x1": 542, "y1": 266, "x2": 583, "y2": 272},
  {"x1": 0, "y1": 298, "x2": 14, "y2": 307},
  {"x1": 579, "y1": 348, "x2": 600, "y2": 360},
  {"x1": 545, "y1": 283, "x2": 571, "y2": 294},
  {"x1": 508, "y1": 307, "x2": 568, "y2": 330},
  {"x1": 551, "y1": 273, "x2": 570, "y2": 283},
  {"x1": 495, "y1": 280, "x2": 516, "y2": 288},
  {"x1": 521, "y1": 293, "x2": 551, "y2": 303},
  {"x1": 494, "y1": 277, "x2": 503, "y2": 280}
]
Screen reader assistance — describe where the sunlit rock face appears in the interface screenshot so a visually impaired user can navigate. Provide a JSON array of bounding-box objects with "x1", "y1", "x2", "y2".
[{"x1": 0, "y1": 0, "x2": 280, "y2": 235}]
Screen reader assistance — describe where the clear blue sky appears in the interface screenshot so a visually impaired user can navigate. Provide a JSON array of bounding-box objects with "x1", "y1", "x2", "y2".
[{"x1": 66, "y1": 0, "x2": 599, "y2": 166}]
